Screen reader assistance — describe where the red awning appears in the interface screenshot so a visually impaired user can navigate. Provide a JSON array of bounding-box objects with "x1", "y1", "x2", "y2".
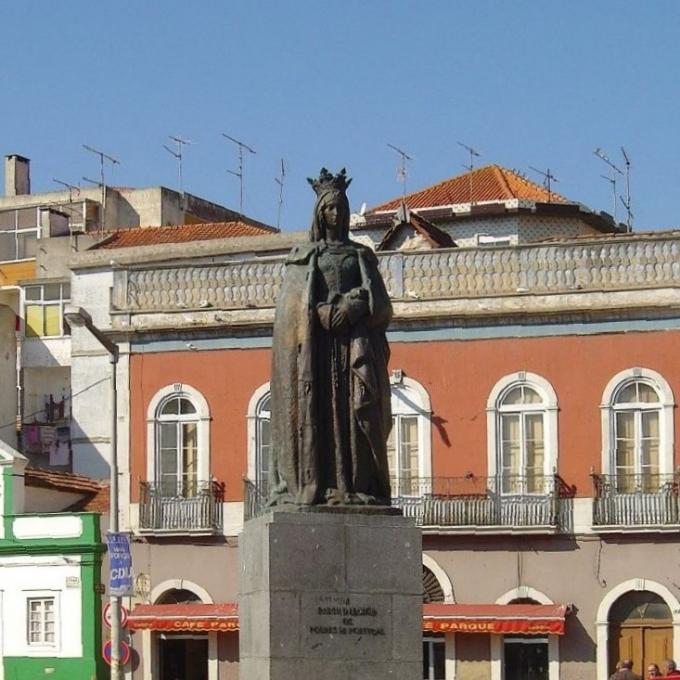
[
  {"x1": 128, "y1": 602, "x2": 568, "y2": 635},
  {"x1": 128, "y1": 603, "x2": 238, "y2": 632},
  {"x1": 423, "y1": 603, "x2": 568, "y2": 635}
]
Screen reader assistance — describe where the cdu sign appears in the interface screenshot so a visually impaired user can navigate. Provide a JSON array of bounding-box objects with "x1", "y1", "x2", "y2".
[{"x1": 107, "y1": 533, "x2": 133, "y2": 596}]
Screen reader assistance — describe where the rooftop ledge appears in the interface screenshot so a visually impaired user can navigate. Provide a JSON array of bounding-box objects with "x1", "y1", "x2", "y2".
[{"x1": 103, "y1": 231, "x2": 680, "y2": 322}]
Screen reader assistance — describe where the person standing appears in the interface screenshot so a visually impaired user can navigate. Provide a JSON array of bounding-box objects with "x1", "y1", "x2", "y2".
[
  {"x1": 611, "y1": 659, "x2": 641, "y2": 680},
  {"x1": 664, "y1": 660, "x2": 680, "y2": 677}
]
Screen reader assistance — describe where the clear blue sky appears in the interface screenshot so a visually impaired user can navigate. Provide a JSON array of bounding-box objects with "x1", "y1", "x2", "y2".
[{"x1": 2, "y1": 2, "x2": 679, "y2": 232}]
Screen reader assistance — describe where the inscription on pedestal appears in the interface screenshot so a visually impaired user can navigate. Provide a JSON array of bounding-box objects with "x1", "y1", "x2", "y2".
[{"x1": 301, "y1": 593, "x2": 392, "y2": 659}]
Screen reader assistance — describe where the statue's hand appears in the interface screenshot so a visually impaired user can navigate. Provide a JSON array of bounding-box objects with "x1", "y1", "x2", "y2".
[
  {"x1": 317, "y1": 303, "x2": 349, "y2": 333},
  {"x1": 341, "y1": 291, "x2": 369, "y2": 326}
]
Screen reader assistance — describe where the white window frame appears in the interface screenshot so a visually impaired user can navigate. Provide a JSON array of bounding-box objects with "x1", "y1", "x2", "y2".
[
  {"x1": 246, "y1": 382, "x2": 272, "y2": 484},
  {"x1": 146, "y1": 384, "x2": 210, "y2": 486},
  {"x1": 423, "y1": 635, "x2": 446, "y2": 680},
  {"x1": 389, "y1": 375, "x2": 432, "y2": 491},
  {"x1": 600, "y1": 368, "x2": 674, "y2": 477},
  {"x1": 24, "y1": 591, "x2": 60, "y2": 653},
  {"x1": 0, "y1": 207, "x2": 41, "y2": 263},
  {"x1": 486, "y1": 372, "x2": 558, "y2": 489},
  {"x1": 23, "y1": 282, "x2": 71, "y2": 338},
  {"x1": 476, "y1": 233, "x2": 513, "y2": 247}
]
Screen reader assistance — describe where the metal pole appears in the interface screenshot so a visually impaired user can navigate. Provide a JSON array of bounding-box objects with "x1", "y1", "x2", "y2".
[
  {"x1": 109, "y1": 352, "x2": 122, "y2": 680},
  {"x1": 63, "y1": 306, "x2": 123, "y2": 678}
]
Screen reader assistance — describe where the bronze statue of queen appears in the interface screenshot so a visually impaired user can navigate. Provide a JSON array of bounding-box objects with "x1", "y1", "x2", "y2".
[{"x1": 269, "y1": 168, "x2": 393, "y2": 506}]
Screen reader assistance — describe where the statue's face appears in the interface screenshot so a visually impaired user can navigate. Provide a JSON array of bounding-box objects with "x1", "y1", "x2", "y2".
[{"x1": 322, "y1": 196, "x2": 342, "y2": 232}]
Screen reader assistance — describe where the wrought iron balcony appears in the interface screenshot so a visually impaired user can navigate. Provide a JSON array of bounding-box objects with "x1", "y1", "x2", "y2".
[
  {"x1": 392, "y1": 475, "x2": 561, "y2": 530},
  {"x1": 244, "y1": 475, "x2": 564, "y2": 530},
  {"x1": 244, "y1": 478, "x2": 269, "y2": 522},
  {"x1": 592, "y1": 473, "x2": 680, "y2": 527},
  {"x1": 139, "y1": 480, "x2": 224, "y2": 533}
]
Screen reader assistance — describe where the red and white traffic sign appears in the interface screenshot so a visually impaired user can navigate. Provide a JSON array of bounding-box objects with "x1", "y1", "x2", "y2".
[
  {"x1": 103, "y1": 602, "x2": 129, "y2": 629},
  {"x1": 103, "y1": 640, "x2": 131, "y2": 667}
]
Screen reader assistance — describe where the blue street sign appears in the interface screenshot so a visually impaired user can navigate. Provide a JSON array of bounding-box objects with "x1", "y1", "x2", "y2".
[{"x1": 107, "y1": 532, "x2": 133, "y2": 596}]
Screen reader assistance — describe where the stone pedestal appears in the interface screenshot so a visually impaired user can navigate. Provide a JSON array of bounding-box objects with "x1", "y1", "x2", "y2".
[{"x1": 239, "y1": 508, "x2": 422, "y2": 680}]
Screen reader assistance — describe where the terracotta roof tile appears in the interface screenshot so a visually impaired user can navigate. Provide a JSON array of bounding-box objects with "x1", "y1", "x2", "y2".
[
  {"x1": 93, "y1": 221, "x2": 277, "y2": 250},
  {"x1": 68, "y1": 485, "x2": 110, "y2": 513},
  {"x1": 24, "y1": 466, "x2": 104, "y2": 494},
  {"x1": 369, "y1": 165, "x2": 568, "y2": 213}
]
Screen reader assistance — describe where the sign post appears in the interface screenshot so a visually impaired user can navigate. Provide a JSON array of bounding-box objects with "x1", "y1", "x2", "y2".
[{"x1": 106, "y1": 532, "x2": 132, "y2": 680}]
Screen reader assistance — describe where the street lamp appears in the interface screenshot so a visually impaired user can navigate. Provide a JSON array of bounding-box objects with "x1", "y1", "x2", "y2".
[{"x1": 64, "y1": 305, "x2": 122, "y2": 680}]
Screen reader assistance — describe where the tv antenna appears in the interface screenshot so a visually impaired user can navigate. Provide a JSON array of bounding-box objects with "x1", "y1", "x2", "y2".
[
  {"x1": 222, "y1": 132, "x2": 256, "y2": 215},
  {"x1": 163, "y1": 135, "x2": 192, "y2": 193},
  {"x1": 599, "y1": 175, "x2": 618, "y2": 222},
  {"x1": 620, "y1": 146, "x2": 632, "y2": 231},
  {"x1": 274, "y1": 158, "x2": 286, "y2": 229},
  {"x1": 387, "y1": 143, "x2": 412, "y2": 202},
  {"x1": 594, "y1": 146, "x2": 632, "y2": 231},
  {"x1": 458, "y1": 141, "x2": 481, "y2": 205},
  {"x1": 82, "y1": 144, "x2": 120, "y2": 228},
  {"x1": 52, "y1": 178, "x2": 80, "y2": 203},
  {"x1": 594, "y1": 147, "x2": 623, "y2": 225},
  {"x1": 529, "y1": 166, "x2": 559, "y2": 203}
]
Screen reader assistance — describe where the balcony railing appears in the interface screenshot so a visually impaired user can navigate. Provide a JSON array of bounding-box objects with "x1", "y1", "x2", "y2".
[
  {"x1": 244, "y1": 478, "x2": 269, "y2": 522},
  {"x1": 244, "y1": 475, "x2": 563, "y2": 530},
  {"x1": 393, "y1": 475, "x2": 560, "y2": 529},
  {"x1": 139, "y1": 480, "x2": 224, "y2": 532},
  {"x1": 592, "y1": 473, "x2": 680, "y2": 527},
  {"x1": 112, "y1": 232, "x2": 680, "y2": 317}
]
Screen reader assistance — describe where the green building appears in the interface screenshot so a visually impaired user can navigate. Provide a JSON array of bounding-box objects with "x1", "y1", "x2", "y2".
[{"x1": 0, "y1": 439, "x2": 105, "y2": 680}]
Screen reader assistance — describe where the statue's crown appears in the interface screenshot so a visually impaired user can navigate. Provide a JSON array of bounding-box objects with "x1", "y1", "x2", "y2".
[{"x1": 307, "y1": 167, "x2": 352, "y2": 196}]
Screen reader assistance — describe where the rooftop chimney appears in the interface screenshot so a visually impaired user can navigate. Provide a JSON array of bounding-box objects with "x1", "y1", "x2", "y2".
[{"x1": 5, "y1": 154, "x2": 31, "y2": 197}]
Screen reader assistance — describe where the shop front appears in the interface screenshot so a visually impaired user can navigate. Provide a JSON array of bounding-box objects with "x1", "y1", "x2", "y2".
[
  {"x1": 128, "y1": 603, "x2": 238, "y2": 680},
  {"x1": 128, "y1": 600, "x2": 567, "y2": 680},
  {"x1": 424, "y1": 602, "x2": 568, "y2": 680}
]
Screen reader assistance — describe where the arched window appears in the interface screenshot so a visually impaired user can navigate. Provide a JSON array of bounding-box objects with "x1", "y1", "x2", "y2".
[
  {"x1": 156, "y1": 395, "x2": 199, "y2": 496},
  {"x1": 255, "y1": 393, "x2": 271, "y2": 490},
  {"x1": 487, "y1": 373, "x2": 558, "y2": 495},
  {"x1": 146, "y1": 384, "x2": 210, "y2": 497},
  {"x1": 388, "y1": 376, "x2": 432, "y2": 497},
  {"x1": 613, "y1": 381, "x2": 661, "y2": 491},
  {"x1": 247, "y1": 383, "x2": 272, "y2": 492},
  {"x1": 601, "y1": 369, "x2": 674, "y2": 491}
]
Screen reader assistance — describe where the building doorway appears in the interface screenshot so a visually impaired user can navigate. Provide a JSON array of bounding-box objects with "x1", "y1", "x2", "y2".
[
  {"x1": 159, "y1": 634, "x2": 207, "y2": 680},
  {"x1": 608, "y1": 590, "x2": 672, "y2": 677},
  {"x1": 155, "y1": 588, "x2": 209, "y2": 680},
  {"x1": 504, "y1": 636, "x2": 549, "y2": 680}
]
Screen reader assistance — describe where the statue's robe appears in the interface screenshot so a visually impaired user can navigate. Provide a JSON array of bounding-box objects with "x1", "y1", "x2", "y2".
[{"x1": 269, "y1": 241, "x2": 393, "y2": 505}]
